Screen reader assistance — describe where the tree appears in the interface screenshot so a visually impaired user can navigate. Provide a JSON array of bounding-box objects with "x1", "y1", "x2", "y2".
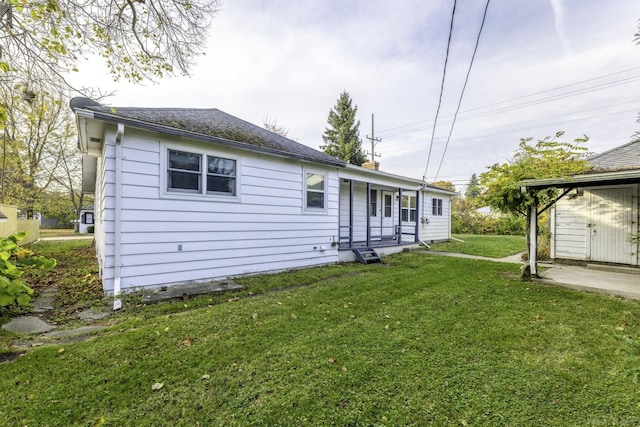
[
  {"x1": 0, "y1": 0, "x2": 220, "y2": 95},
  {"x1": 465, "y1": 173, "x2": 482, "y2": 201},
  {"x1": 321, "y1": 91, "x2": 367, "y2": 165},
  {"x1": 263, "y1": 115, "x2": 289, "y2": 138},
  {"x1": 0, "y1": 82, "x2": 71, "y2": 218},
  {"x1": 429, "y1": 180, "x2": 456, "y2": 192},
  {"x1": 480, "y1": 133, "x2": 590, "y2": 271}
]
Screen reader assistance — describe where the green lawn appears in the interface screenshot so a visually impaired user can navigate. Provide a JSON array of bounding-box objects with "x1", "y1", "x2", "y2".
[
  {"x1": 430, "y1": 234, "x2": 526, "y2": 258},
  {"x1": 1, "y1": 251, "x2": 639, "y2": 426}
]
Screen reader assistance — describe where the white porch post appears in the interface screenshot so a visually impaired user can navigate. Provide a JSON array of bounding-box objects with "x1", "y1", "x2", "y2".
[{"x1": 529, "y1": 203, "x2": 538, "y2": 277}]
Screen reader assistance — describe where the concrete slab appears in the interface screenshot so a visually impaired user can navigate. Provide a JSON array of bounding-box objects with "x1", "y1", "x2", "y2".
[
  {"x1": 31, "y1": 288, "x2": 58, "y2": 313},
  {"x1": 2, "y1": 316, "x2": 56, "y2": 334},
  {"x1": 538, "y1": 264, "x2": 640, "y2": 300},
  {"x1": 142, "y1": 280, "x2": 243, "y2": 303}
]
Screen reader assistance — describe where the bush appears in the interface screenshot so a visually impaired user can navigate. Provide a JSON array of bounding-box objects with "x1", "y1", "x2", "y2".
[
  {"x1": 87, "y1": 226, "x2": 94, "y2": 234},
  {"x1": 0, "y1": 232, "x2": 56, "y2": 309}
]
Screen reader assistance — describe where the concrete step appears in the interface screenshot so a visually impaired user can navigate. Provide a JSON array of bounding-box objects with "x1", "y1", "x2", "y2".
[{"x1": 586, "y1": 264, "x2": 640, "y2": 275}]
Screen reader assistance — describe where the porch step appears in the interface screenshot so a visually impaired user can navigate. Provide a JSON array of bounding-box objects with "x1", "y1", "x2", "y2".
[{"x1": 353, "y1": 247, "x2": 381, "y2": 264}]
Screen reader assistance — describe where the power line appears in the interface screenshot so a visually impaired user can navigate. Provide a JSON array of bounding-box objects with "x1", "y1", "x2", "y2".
[
  {"x1": 377, "y1": 66, "x2": 640, "y2": 139},
  {"x1": 423, "y1": 0, "x2": 457, "y2": 181},
  {"x1": 433, "y1": 0, "x2": 491, "y2": 182}
]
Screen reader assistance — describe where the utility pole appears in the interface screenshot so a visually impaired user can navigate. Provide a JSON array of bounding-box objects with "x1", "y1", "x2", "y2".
[{"x1": 365, "y1": 113, "x2": 381, "y2": 162}]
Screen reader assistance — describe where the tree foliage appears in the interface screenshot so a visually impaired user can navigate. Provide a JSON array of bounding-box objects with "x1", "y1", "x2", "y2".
[
  {"x1": 0, "y1": 0, "x2": 220, "y2": 93},
  {"x1": 479, "y1": 133, "x2": 591, "y2": 217},
  {"x1": 263, "y1": 115, "x2": 289, "y2": 138},
  {"x1": 429, "y1": 180, "x2": 456, "y2": 192},
  {"x1": 321, "y1": 91, "x2": 367, "y2": 165}
]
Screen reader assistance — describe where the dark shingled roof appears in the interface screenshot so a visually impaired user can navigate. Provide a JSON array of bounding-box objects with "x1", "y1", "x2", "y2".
[
  {"x1": 588, "y1": 140, "x2": 640, "y2": 172},
  {"x1": 71, "y1": 98, "x2": 345, "y2": 168}
]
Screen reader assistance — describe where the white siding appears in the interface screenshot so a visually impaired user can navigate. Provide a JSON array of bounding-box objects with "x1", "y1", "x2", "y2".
[
  {"x1": 419, "y1": 190, "x2": 452, "y2": 242},
  {"x1": 99, "y1": 129, "x2": 340, "y2": 294},
  {"x1": 552, "y1": 193, "x2": 588, "y2": 260}
]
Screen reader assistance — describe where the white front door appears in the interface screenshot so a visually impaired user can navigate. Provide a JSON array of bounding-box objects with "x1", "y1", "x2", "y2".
[
  {"x1": 588, "y1": 187, "x2": 636, "y2": 264},
  {"x1": 381, "y1": 191, "x2": 395, "y2": 238}
]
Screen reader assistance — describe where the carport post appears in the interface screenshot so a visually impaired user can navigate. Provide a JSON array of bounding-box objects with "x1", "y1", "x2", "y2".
[{"x1": 529, "y1": 203, "x2": 538, "y2": 277}]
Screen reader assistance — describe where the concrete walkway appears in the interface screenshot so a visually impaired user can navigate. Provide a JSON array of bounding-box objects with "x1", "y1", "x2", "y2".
[{"x1": 424, "y1": 250, "x2": 640, "y2": 300}]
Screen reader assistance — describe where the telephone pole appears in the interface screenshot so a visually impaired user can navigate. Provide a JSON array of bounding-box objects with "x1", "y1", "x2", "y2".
[{"x1": 365, "y1": 113, "x2": 381, "y2": 162}]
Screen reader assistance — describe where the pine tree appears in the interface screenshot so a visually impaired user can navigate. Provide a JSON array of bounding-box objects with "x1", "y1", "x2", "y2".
[
  {"x1": 321, "y1": 91, "x2": 367, "y2": 165},
  {"x1": 465, "y1": 173, "x2": 482, "y2": 200}
]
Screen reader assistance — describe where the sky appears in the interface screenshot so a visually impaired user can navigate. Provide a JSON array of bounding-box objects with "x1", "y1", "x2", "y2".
[{"x1": 72, "y1": 0, "x2": 640, "y2": 191}]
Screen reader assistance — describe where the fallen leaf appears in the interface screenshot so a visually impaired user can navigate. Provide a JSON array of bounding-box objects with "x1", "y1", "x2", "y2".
[
  {"x1": 342, "y1": 366, "x2": 348, "y2": 372},
  {"x1": 182, "y1": 337, "x2": 191, "y2": 347},
  {"x1": 201, "y1": 374, "x2": 210, "y2": 380},
  {"x1": 252, "y1": 312, "x2": 258, "y2": 320},
  {"x1": 58, "y1": 348, "x2": 65, "y2": 354},
  {"x1": 151, "y1": 382, "x2": 164, "y2": 391},
  {"x1": 328, "y1": 357, "x2": 336, "y2": 364},
  {"x1": 91, "y1": 417, "x2": 106, "y2": 426}
]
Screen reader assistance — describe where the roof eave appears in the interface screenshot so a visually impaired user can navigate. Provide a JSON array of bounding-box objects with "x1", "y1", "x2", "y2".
[{"x1": 521, "y1": 169, "x2": 640, "y2": 191}]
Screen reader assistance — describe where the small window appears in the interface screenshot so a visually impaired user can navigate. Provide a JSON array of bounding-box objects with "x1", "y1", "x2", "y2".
[
  {"x1": 207, "y1": 156, "x2": 236, "y2": 195},
  {"x1": 384, "y1": 194, "x2": 392, "y2": 218},
  {"x1": 168, "y1": 149, "x2": 201, "y2": 192},
  {"x1": 370, "y1": 189, "x2": 377, "y2": 217},
  {"x1": 83, "y1": 212, "x2": 94, "y2": 225},
  {"x1": 401, "y1": 195, "x2": 417, "y2": 222},
  {"x1": 432, "y1": 198, "x2": 443, "y2": 216},
  {"x1": 305, "y1": 173, "x2": 325, "y2": 209}
]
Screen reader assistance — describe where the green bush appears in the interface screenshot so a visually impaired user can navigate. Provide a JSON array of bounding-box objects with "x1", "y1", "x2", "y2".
[
  {"x1": 87, "y1": 226, "x2": 94, "y2": 234},
  {"x1": 0, "y1": 232, "x2": 56, "y2": 309}
]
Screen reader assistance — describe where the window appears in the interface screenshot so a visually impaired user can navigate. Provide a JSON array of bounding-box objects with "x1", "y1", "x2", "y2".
[
  {"x1": 384, "y1": 194, "x2": 392, "y2": 218},
  {"x1": 207, "y1": 156, "x2": 236, "y2": 195},
  {"x1": 168, "y1": 150, "x2": 201, "y2": 193},
  {"x1": 166, "y1": 149, "x2": 237, "y2": 197},
  {"x1": 305, "y1": 173, "x2": 325, "y2": 210},
  {"x1": 370, "y1": 189, "x2": 377, "y2": 217},
  {"x1": 83, "y1": 212, "x2": 94, "y2": 225},
  {"x1": 401, "y1": 195, "x2": 417, "y2": 222},
  {"x1": 432, "y1": 198, "x2": 443, "y2": 216}
]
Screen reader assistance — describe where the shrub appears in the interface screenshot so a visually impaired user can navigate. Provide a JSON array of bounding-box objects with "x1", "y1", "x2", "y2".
[
  {"x1": 0, "y1": 232, "x2": 56, "y2": 309},
  {"x1": 87, "y1": 226, "x2": 94, "y2": 234}
]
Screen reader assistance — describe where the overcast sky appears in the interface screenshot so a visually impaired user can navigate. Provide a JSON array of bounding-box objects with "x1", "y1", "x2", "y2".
[{"x1": 73, "y1": 0, "x2": 640, "y2": 190}]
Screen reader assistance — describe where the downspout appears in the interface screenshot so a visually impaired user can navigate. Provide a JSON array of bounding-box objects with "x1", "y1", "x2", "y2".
[
  {"x1": 113, "y1": 123, "x2": 124, "y2": 310},
  {"x1": 414, "y1": 190, "x2": 420, "y2": 242}
]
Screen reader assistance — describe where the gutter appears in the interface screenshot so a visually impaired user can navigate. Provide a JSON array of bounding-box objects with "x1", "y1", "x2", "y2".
[{"x1": 113, "y1": 123, "x2": 124, "y2": 310}]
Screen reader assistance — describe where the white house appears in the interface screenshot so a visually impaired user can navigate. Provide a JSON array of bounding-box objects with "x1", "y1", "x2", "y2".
[
  {"x1": 522, "y1": 140, "x2": 640, "y2": 267},
  {"x1": 78, "y1": 205, "x2": 95, "y2": 234},
  {"x1": 71, "y1": 98, "x2": 454, "y2": 295}
]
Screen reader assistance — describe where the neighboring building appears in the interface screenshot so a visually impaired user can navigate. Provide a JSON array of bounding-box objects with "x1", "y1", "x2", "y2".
[
  {"x1": 71, "y1": 98, "x2": 454, "y2": 295},
  {"x1": 523, "y1": 140, "x2": 640, "y2": 267},
  {"x1": 78, "y1": 205, "x2": 95, "y2": 234}
]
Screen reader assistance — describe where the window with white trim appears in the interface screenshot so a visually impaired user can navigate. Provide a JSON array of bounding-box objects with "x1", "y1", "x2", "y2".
[
  {"x1": 370, "y1": 189, "x2": 377, "y2": 217},
  {"x1": 167, "y1": 149, "x2": 236, "y2": 196},
  {"x1": 83, "y1": 212, "x2": 94, "y2": 225},
  {"x1": 305, "y1": 172, "x2": 326, "y2": 210},
  {"x1": 401, "y1": 195, "x2": 416, "y2": 222},
  {"x1": 432, "y1": 198, "x2": 443, "y2": 216}
]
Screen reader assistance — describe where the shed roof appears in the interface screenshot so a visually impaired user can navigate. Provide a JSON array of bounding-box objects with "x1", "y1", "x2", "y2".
[
  {"x1": 588, "y1": 140, "x2": 640, "y2": 172},
  {"x1": 70, "y1": 98, "x2": 345, "y2": 168}
]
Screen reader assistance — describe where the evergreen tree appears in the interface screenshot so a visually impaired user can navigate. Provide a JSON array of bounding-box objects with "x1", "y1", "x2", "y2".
[
  {"x1": 321, "y1": 91, "x2": 367, "y2": 165},
  {"x1": 465, "y1": 173, "x2": 482, "y2": 200}
]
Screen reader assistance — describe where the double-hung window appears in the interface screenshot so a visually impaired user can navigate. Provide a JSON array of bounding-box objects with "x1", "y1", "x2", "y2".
[
  {"x1": 401, "y1": 195, "x2": 417, "y2": 222},
  {"x1": 167, "y1": 149, "x2": 237, "y2": 197},
  {"x1": 305, "y1": 172, "x2": 326, "y2": 210},
  {"x1": 432, "y1": 198, "x2": 443, "y2": 216},
  {"x1": 370, "y1": 189, "x2": 377, "y2": 217}
]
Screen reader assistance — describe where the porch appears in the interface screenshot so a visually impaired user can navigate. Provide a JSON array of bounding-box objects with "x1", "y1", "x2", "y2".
[{"x1": 338, "y1": 179, "x2": 421, "y2": 250}]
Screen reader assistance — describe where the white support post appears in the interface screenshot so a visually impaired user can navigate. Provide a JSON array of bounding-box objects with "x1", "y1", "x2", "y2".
[{"x1": 529, "y1": 204, "x2": 538, "y2": 277}]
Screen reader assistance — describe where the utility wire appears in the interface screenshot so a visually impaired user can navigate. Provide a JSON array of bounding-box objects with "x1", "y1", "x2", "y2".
[
  {"x1": 378, "y1": 66, "x2": 640, "y2": 138},
  {"x1": 422, "y1": 0, "x2": 457, "y2": 181},
  {"x1": 381, "y1": 74, "x2": 640, "y2": 139},
  {"x1": 433, "y1": 0, "x2": 491, "y2": 182}
]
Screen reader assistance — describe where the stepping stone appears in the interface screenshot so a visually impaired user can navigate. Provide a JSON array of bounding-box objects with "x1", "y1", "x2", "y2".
[
  {"x1": 31, "y1": 288, "x2": 58, "y2": 313},
  {"x1": 2, "y1": 316, "x2": 56, "y2": 334},
  {"x1": 77, "y1": 309, "x2": 110, "y2": 321},
  {"x1": 41, "y1": 325, "x2": 107, "y2": 339}
]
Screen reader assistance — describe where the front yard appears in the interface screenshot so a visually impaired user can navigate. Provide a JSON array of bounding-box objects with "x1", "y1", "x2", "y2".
[{"x1": 0, "y1": 242, "x2": 639, "y2": 425}]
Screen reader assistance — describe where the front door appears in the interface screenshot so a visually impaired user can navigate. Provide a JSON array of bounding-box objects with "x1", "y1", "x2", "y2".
[
  {"x1": 381, "y1": 191, "x2": 395, "y2": 239},
  {"x1": 588, "y1": 187, "x2": 636, "y2": 264}
]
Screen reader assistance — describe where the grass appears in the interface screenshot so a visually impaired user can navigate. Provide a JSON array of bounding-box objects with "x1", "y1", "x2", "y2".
[
  {"x1": 38, "y1": 229, "x2": 78, "y2": 238},
  {"x1": 430, "y1": 234, "x2": 526, "y2": 258},
  {"x1": 1, "y1": 250, "x2": 639, "y2": 426}
]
